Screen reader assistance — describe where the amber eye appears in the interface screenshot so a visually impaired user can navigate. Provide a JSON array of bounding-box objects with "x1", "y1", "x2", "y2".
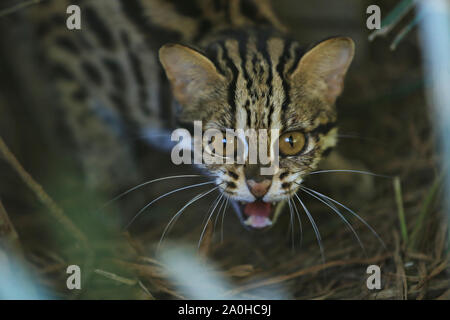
[{"x1": 279, "y1": 131, "x2": 306, "y2": 156}]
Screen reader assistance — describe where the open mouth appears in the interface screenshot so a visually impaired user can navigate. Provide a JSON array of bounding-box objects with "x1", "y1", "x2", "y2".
[{"x1": 231, "y1": 200, "x2": 286, "y2": 230}]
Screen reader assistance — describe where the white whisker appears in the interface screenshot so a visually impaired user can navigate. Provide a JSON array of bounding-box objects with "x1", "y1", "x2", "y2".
[
  {"x1": 202, "y1": 192, "x2": 222, "y2": 229},
  {"x1": 290, "y1": 197, "x2": 303, "y2": 248},
  {"x1": 126, "y1": 181, "x2": 216, "y2": 229},
  {"x1": 294, "y1": 193, "x2": 325, "y2": 263},
  {"x1": 300, "y1": 187, "x2": 366, "y2": 254},
  {"x1": 220, "y1": 198, "x2": 229, "y2": 243},
  {"x1": 306, "y1": 169, "x2": 391, "y2": 179},
  {"x1": 104, "y1": 174, "x2": 208, "y2": 207},
  {"x1": 214, "y1": 195, "x2": 227, "y2": 232},
  {"x1": 198, "y1": 193, "x2": 224, "y2": 248},
  {"x1": 287, "y1": 199, "x2": 295, "y2": 251},
  {"x1": 158, "y1": 186, "x2": 219, "y2": 250},
  {"x1": 301, "y1": 186, "x2": 386, "y2": 249}
]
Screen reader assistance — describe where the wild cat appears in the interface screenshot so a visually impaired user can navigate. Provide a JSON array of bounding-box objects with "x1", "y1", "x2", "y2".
[{"x1": 22, "y1": 0, "x2": 381, "y2": 248}]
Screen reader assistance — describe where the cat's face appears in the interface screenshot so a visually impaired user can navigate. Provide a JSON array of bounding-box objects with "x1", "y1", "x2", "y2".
[{"x1": 160, "y1": 34, "x2": 354, "y2": 229}]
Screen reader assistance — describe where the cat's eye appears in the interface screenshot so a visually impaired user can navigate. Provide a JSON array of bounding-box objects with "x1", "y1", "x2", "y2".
[
  {"x1": 215, "y1": 137, "x2": 228, "y2": 156},
  {"x1": 207, "y1": 135, "x2": 236, "y2": 157},
  {"x1": 279, "y1": 131, "x2": 306, "y2": 156}
]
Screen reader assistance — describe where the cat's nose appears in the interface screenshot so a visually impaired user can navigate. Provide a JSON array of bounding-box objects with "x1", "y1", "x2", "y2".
[{"x1": 246, "y1": 179, "x2": 272, "y2": 198}]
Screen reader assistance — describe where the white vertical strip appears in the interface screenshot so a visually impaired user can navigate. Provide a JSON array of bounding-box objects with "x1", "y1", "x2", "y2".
[{"x1": 418, "y1": 0, "x2": 450, "y2": 246}]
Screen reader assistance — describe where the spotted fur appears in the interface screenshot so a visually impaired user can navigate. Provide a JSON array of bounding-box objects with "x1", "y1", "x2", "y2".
[
  {"x1": 160, "y1": 29, "x2": 353, "y2": 204},
  {"x1": 25, "y1": 0, "x2": 354, "y2": 208}
]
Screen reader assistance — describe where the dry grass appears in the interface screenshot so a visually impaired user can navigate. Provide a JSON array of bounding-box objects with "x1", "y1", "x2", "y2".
[{"x1": 0, "y1": 0, "x2": 448, "y2": 300}]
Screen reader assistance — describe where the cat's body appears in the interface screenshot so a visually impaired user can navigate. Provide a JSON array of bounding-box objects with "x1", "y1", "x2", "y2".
[
  {"x1": 12, "y1": 0, "x2": 360, "y2": 229},
  {"x1": 23, "y1": 0, "x2": 285, "y2": 190}
]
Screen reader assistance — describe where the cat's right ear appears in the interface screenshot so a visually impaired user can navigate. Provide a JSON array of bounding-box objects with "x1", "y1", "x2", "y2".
[
  {"x1": 159, "y1": 44, "x2": 226, "y2": 106},
  {"x1": 290, "y1": 37, "x2": 355, "y2": 105}
]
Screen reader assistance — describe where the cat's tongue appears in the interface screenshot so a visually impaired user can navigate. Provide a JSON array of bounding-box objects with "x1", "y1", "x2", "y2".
[
  {"x1": 244, "y1": 201, "x2": 271, "y2": 217},
  {"x1": 243, "y1": 201, "x2": 272, "y2": 229}
]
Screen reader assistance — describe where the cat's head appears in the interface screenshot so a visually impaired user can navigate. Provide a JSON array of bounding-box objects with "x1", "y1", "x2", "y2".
[{"x1": 160, "y1": 34, "x2": 354, "y2": 230}]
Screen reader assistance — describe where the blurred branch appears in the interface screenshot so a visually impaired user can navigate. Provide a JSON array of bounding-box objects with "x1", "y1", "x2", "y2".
[
  {"x1": 94, "y1": 269, "x2": 137, "y2": 286},
  {"x1": 0, "y1": 200, "x2": 23, "y2": 255},
  {"x1": 0, "y1": 135, "x2": 89, "y2": 249},
  {"x1": 0, "y1": 135, "x2": 97, "y2": 299},
  {"x1": 0, "y1": 201, "x2": 42, "y2": 299},
  {"x1": 369, "y1": 0, "x2": 420, "y2": 51},
  {"x1": 390, "y1": 14, "x2": 423, "y2": 50},
  {"x1": 0, "y1": 0, "x2": 43, "y2": 17},
  {"x1": 369, "y1": 0, "x2": 416, "y2": 41}
]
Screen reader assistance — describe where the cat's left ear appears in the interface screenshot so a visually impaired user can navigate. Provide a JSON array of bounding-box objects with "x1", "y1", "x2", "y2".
[
  {"x1": 291, "y1": 37, "x2": 355, "y2": 104},
  {"x1": 159, "y1": 44, "x2": 226, "y2": 106}
]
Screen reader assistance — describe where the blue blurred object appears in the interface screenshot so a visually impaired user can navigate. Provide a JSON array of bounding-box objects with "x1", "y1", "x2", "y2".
[
  {"x1": 0, "y1": 251, "x2": 49, "y2": 300},
  {"x1": 418, "y1": 0, "x2": 450, "y2": 248}
]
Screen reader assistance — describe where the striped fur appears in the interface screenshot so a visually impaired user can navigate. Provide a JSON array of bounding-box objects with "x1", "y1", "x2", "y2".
[
  {"x1": 160, "y1": 29, "x2": 352, "y2": 202},
  {"x1": 27, "y1": 0, "x2": 353, "y2": 205}
]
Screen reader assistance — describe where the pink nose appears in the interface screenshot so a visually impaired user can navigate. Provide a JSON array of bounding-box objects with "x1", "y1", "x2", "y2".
[{"x1": 246, "y1": 179, "x2": 271, "y2": 198}]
